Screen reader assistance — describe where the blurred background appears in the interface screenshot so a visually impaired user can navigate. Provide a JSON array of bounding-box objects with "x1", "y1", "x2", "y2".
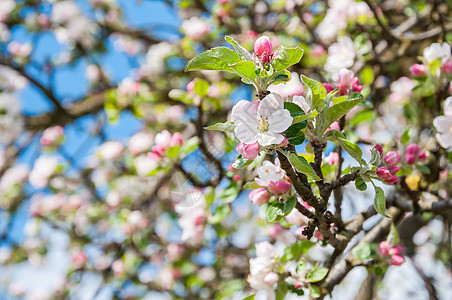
[{"x1": 0, "y1": 0, "x2": 451, "y2": 299}]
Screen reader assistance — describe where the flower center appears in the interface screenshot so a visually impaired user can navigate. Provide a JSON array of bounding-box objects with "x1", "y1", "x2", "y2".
[{"x1": 258, "y1": 115, "x2": 269, "y2": 132}]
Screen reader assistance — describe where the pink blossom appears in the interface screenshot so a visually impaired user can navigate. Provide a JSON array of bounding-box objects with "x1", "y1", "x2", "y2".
[
  {"x1": 409, "y1": 64, "x2": 426, "y2": 77},
  {"x1": 404, "y1": 153, "x2": 417, "y2": 164},
  {"x1": 378, "y1": 241, "x2": 391, "y2": 256},
  {"x1": 389, "y1": 244, "x2": 403, "y2": 256},
  {"x1": 276, "y1": 137, "x2": 289, "y2": 148},
  {"x1": 268, "y1": 180, "x2": 291, "y2": 195},
  {"x1": 170, "y1": 132, "x2": 183, "y2": 147},
  {"x1": 249, "y1": 188, "x2": 270, "y2": 206},
  {"x1": 254, "y1": 35, "x2": 272, "y2": 63},
  {"x1": 390, "y1": 255, "x2": 405, "y2": 266},
  {"x1": 232, "y1": 174, "x2": 241, "y2": 181},
  {"x1": 374, "y1": 144, "x2": 383, "y2": 156},
  {"x1": 384, "y1": 151, "x2": 400, "y2": 166},
  {"x1": 325, "y1": 121, "x2": 340, "y2": 133},
  {"x1": 311, "y1": 45, "x2": 325, "y2": 58},
  {"x1": 186, "y1": 80, "x2": 195, "y2": 93},
  {"x1": 40, "y1": 125, "x2": 64, "y2": 147},
  {"x1": 326, "y1": 152, "x2": 339, "y2": 166},
  {"x1": 385, "y1": 175, "x2": 399, "y2": 184},
  {"x1": 72, "y1": 251, "x2": 88, "y2": 266},
  {"x1": 98, "y1": 141, "x2": 124, "y2": 161},
  {"x1": 236, "y1": 142, "x2": 260, "y2": 160},
  {"x1": 442, "y1": 60, "x2": 452, "y2": 73},
  {"x1": 377, "y1": 168, "x2": 393, "y2": 181},
  {"x1": 406, "y1": 143, "x2": 420, "y2": 155},
  {"x1": 128, "y1": 132, "x2": 154, "y2": 155},
  {"x1": 323, "y1": 82, "x2": 335, "y2": 93},
  {"x1": 388, "y1": 165, "x2": 400, "y2": 175},
  {"x1": 418, "y1": 152, "x2": 427, "y2": 161},
  {"x1": 269, "y1": 224, "x2": 283, "y2": 240}
]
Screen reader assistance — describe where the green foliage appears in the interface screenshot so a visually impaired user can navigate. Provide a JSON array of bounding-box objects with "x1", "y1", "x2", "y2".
[
  {"x1": 373, "y1": 185, "x2": 389, "y2": 217},
  {"x1": 337, "y1": 137, "x2": 366, "y2": 165},
  {"x1": 267, "y1": 197, "x2": 297, "y2": 222},
  {"x1": 281, "y1": 240, "x2": 315, "y2": 262},
  {"x1": 353, "y1": 243, "x2": 378, "y2": 260},
  {"x1": 355, "y1": 177, "x2": 367, "y2": 191},
  {"x1": 306, "y1": 267, "x2": 328, "y2": 283},
  {"x1": 185, "y1": 47, "x2": 241, "y2": 72},
  {"x1": 301, "y1": 75, "x2": 326, "y2": 112},
  {"x1": 272, "y1": 46, "x2": 304, "y2": 72},
  {"x1": 232, "y1": 155, "x2": 253, "y2": 169},
  {"x1": 288, "y1": 152, "x2": 321, "y2": 181},
  {"x1": 204, "y1": 121, "x2": 235, "y2": 133}
]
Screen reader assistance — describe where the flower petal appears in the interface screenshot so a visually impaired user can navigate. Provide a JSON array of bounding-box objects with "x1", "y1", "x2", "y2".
[
  {"x1": 235, "y1": 122, "x2": 258, "y2": 144},
  {"x1": 231, "y1": 100, "x2": 259, "y2": 126},
  {"x1": 257, "y1": 93, "x2": 284, "y2": 117},
  {"x1": 268, "y1": 109, "x2": 293, "y2": 133},
  {"x1": 257, "y1": 131, "x2": 284, "y2": 146},
  {"x1": 444, "y1": 96, "x2": 452, "y2": 117},
  {"x1": 433, "y1": 116, "x2": 452, "y2": 132},
  {"x1": 436, "y1": 132, "x2": 452, "y2": 149}
]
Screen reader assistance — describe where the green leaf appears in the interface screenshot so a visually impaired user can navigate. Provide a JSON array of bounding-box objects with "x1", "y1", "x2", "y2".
[
  {"x1": 374, "y1": 186, "x2": 389, "y2": 217},
  {"x1": 361, "y1": 65, "x2": 375, "y2": 85},
  {"x1": 401, "y1": 128, "x2": 412, "y2": 146},
  {"x1": 355, "y1": 177, "x2": 367, "y2": 191},
  {"x1": 353, "y1": 243, "x2": 378, "y2": 260},
  {"x1": 415, "y1": 164, "x2": 430, "y2": 174},
  {"x1": 288, "y1": 285, "x2": 305, "y2": 296},
  {"x1": 225, "y1": 35, "x2": 254, "y2": 61},
  {"x1": 285, "y1": 123, "x2": 305, "y2": 145},
  {"x1": 180, "y1": 136, "x2": 199, "y2": 157},
  {"x1": 267, "y1": 197, "x2": 297, "y2": 223},
  {"x1": 309, "y1": 285, "x2": 321, "y2": 298},
  {"x1": 208, "y1": 205, "x2": 231, "y2": 224},
  {"x1": 220, "y1": 184, "x2": 240, "y2": 203},
  {"x1": 292, "y1": 111, "x2": 318, "y2": 124},
  {"x1": 193, "y1": 78, "x2": 209, "y2": 97},
  {"x1": 301, "y1": 75, "x2": 326, "y2": 112},
  {"x1": 320, "y1": 93, "x2": 364, "y2": 134},
  {"x1": 306, "y1": 268, "x2": 328, "y2": 283},
  {"x1": 185, "y1": 47, "x2": 241, "y2": 72},
  {"x1": 338, "y1": 138, "x2": 366, "y2": 165},
  {"x1": 272, "y1": 46, "x2": 304, "y2": 72},
  {"x1": 271, "y1": 70, "x2": 291, "y2": 85},
  {"x1": 275, "y1": 281, "x2": 289, "y2": 300},
  {"x1": 230, "y1": 61, "x2": 257, "y2": 82},
  {"x1": 232, "y1": 155, "x2": 252, "y2": 169},
  {"x1": 204, "y1": 121, "x2": 235, "y2": 133},
  {"x1": 288, "y1": 152, "x2": 320, "y2": 181},
  {"x1": 284, "y1": 102, "x2": 306, "y2": 118},
  {"x1": 242, "y1": 295, "x2": 256, "y2": 300},
  {"x1": 281, "y1": 240, "x2": 315, "y2": 262},
  {"x1": 350, "y1": 110, "x2": 375, "y2": 127},
  {"x1": 387, "y1": 223, "x2": 399, "y2": 245}
]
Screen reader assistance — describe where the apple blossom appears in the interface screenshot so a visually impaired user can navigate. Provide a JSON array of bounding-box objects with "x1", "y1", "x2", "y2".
[
  {"x1": 98, "y1": 141, "x2": 124, "y2": 161},
  {"x1": 292, "y1": 95, "x2": 311, "y2": 113},
  {"x1": 128, "y1": 132, "x2": 154, "y2": 155},
  {"x1": 433, "y1": 96, "x2": 452, "y2": 149},
  {"x1": 236, "y1": 142, "x2": 260, "y2": 160},
  {"x1": 134, "y1": 155, "x2": 158, "y2": 177},
  {"x1": 232, "y1": 93, "x2": 293, "y2": 146},
  {"x1": 423, "y1": 42, "x2": 451, "y2": 64},
  {"x1": 324, "y1": 36, "x2": 356, "y2": 79},
  {"x1": 378, "y1": 241, "x2": 391, "y2": 256},
  {"x1": 255, "y1": 159, "x2": 286, "y2": 186},
  {"x1": 248, "y1": 241, "x2": 277, "y2": 297},
  {"x1": 268, "y1": 72, "x2": 304, "y2": 99},
  {"x1": 409, "y1": 64, "x2": 426, "y2": 77},
  {"x1": 40, "y1": 126, "x2": 64, "y2": 147},
  {"x1": 390, "y1": 255, "x2": 405, "y2": 266},
  {"x1": 389, "y1": 77, "x2": 415, "y2": 103},
  {"x1": 268, "y1": 180, "x2": 291, "y2": 195},
  {"x1": 181, "y1": 17, "x2": 210, "y2": 41},
  {"x1": 383, "y1": 151, "x2": 400, "y2": 165},
  {"x1": 249, "y1": 188, "x2": 270, "y2": 206},
  {"x1": 254, "y1": 35, "x2": 273, "y2": 63}
]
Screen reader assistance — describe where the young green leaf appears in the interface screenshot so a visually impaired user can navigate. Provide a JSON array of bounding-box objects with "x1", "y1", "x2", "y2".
[
  {"x1": 185, "y1": 47, "x2": 241, "y2": 72},
  {"x1": 271, "y1": 70, "x2": 291, "y2": 85},
  {"x1": 285, "y1": 123, "x2": 306, "y2": 145},
  {"x1": 301, "y1": 75, "x2": 326, "y2": 112},
  {"x1": 355, "y1": 177, "x2": 367, "y2": 191},
  {"x1": 309, "y1": 285, "x2": 321, "y2": 298},
  {"x1": 337, "y1": 138, "x2": 366, "y2": 165},
  {"x1": 208, "y1": 205, "x2": 231, "y2": 224},
  {"x1": 320, "y1": 94, "x2": 364, "y2": 133},
  {"x1": 225, "y1": 35, "x2": 254, "y2": 61},
  {"x1": 353, "y1": 242, "x2": 378, "y2": 260},
  {"x1": 272, "y1": 46, "x2": 304, "y2": 72},
  {"x1": 229, "y1": 61, "x2": 257, "y2": 82},
  {"x1": 387, "y1": 223, "x2": 399, "y2": 245},
  {"x1": 267, "y1": 197, "x2": 296, "y2": 223},
  {"x1": 232, "y1": 155, "x2": 252, "y2": 169},
  {"x1": 306, "y1": 268, "x2": 328, "y2": 283},
  {"x1": 281, "y1": 240, "x2": 315, "y2": 262},
  {"x1": 204, "y1": 122, "x2": 235, "y2": 133},
  {"x1": 288, "y1": 152, "x2": 321, "y2": 181},
  {"x1": 374, "y1": 186, "x2": 389, "y2": 217},
  {"x1": 193, "y1": 79, "x2": 209, "y2": 97},
  {"x1": 401, "y1": 128, "x2": 412, "y2": 146}
]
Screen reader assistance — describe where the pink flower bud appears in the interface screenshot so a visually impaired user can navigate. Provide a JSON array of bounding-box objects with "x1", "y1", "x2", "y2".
[
  {"x1": 311, "y1": 45, "x2": 325, "y2": 57},
  {"x1": 170, "y1": 132, "x2": 183, "y2": 147},
  {"x1": 277, "y1": 137, "x2": 289, "y2": 148},
  {"x1": 236, "y1": 142, "x2": 260, "y2": 161},
  {"x1": 418, "y1": 152, "x2": 427, "y2": 161},
  {"x1": 232, "y1": 174, "x2": 241, "y2": 181},
  {"x1": 338, "y1": 68, "x2": 355, "y2": 89},
  {"x1": 390, "y1": 255, "x2": 405, "y2": 266},
  {"x1": 152, "y1": 144, "x2": 166, "y2": 156},
  {"x1": 384, "y1": 151, "x2": 400, "y2": 166},
  {"x1": 194, "y1": 215, "x2": 204, "y2": 226},
  {"x1": 442, "y1": 60, "x2": 452, "y2": 73},
  {"x1": 147, "y1": 151, "x2": 162, "y2": 162},
  {"x1": 385, "y1": 175, "x2": 399, "y2": 184},
  {"x1": 323, "y1": 83, "x2": 335, "y2": 93},
  {"x1": 268, "y1": 180, "x2": 291, "y2": 195},
  {"x1": 389, "y1": 244, "x2": 403, "y2": 256},
  {"x1": 186, "y1": 80, "x2": 195, "y2": 93},
  {"x1": 409, "y1": 64, "x2": 426, "y2": 77},
  {"x1": 254, "y1": 36, "x2": 272, "y2": 62},
  {"x1": 406, "y1": 143, "x2": 420, "y2": 155},
  {"x1": 374, "y1": 144, "x2": 383, "y2": 156},
  {"x1": 404, "y1": 153, "x2": 417, "y2": 164},
  {"x1": 294, "y1": 283, "x2": 302, "y2": 289},
  {"x1": 352, "y1": 85, "x2": 363, "y2": 93},
  {"x1": 377, "y1": 168, "x2": 392, "y2": 181},
  {"x1": 388, "y1": 165, "x2": 400, "y2": 175},
  {"x1": 326, "y1": 152, "x2": 339, "y2": 166},
  {"x1": 249, "y1": 188, "x2": 270, "y2": 206},
  {"x1": 325, "y1": 121, "x2": 340, "y2": 133},
  {"x1": 378, "y1": 241, "x2": 391, "y2": 256},
  {"x1": 269, "y1": 224, "x2": 283, "y2": 240}
]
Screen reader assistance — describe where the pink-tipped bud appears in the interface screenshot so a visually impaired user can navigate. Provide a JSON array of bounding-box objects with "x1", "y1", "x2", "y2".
[
  {"x1": 294, "y1": 283, "x2": 302, "y2": 289},
  {"x1": 249, "y1": 188, "x2": 270, "y2": 207},
  {"x1": 404, "y1": 153, "x2": 417, "y2": 164},
  {"x1": 389, "y1": 245, "x2": 403, "y2": 256},
  {"x1": 277, "y1": 137, "x2": 289, "y2": 148},
  {"x1": 326, "y1": 152, "x2": 339, "y2": 166},
  {"x1": 338, "y1": 68, "x2": 355, "y2": 89},
  {"x1": 374, "y1": 144, "x2": 383, "y2": 156},
  {"x1": 323, "y1": 83, "x2": 335, "y2": 93},
  {"x1": 390, "y1": 255, "x2": 405, "y2": 266},
  {"x1": 385, "y1": 175, "x2": 399, "y2": 185},
  {"x1": 268, "y1": 180, "x2": 291, "y2": 195},
  {"x1": 352, "y1": 85, "x2": 363, "y2": 93},
  {"x1": 232, "y1": 174, "x2": 241, "y2": 181},
  {"x1": 264, "y1": 272, "x2": 279, "y2": 285},
  {"x1": 442, "y1": 60, "x2": 452, "y2": 73},
  {"x1": 418, "y1": 152, "x2": 427, "y2": 161},
  {"x1": 186, "y1": 80, "x2": 195, "y2": 93},
  {"x1": 406, "y1": 143, "x2": 420, "y2": 155},
  {"x1": 254, "y1": 36, "x2": 272, "y2": 62},
  {"x1": 388, "y1": 165, "x2": 400, "y2": 175},
  {"x1": 378, "y1": 241, "x2": 391, "y2": 256},
  {"x1": 384, "y1": 151, "x2": 400, "y2": 166},
  {"x1": 409, "y1": 64, "x2": 426, "y2": 77},
  {"x1": 236, "y1": 142, "x2": 260, "y2": 161},
  {"x1": 269, "y1": 224, "x2": 283, "y2": 240},
  {"x1": 170, "y1": 132, "x2": 183, "y2": 147},
  {"x1": 377, "y1": 168, "x2": 392, "y2": 181},
  {"x1": 325, "y1": 121, "x2": 340, "y2": 133}
]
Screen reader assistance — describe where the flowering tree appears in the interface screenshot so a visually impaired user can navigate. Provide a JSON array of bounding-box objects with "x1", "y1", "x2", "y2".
[{"x1": 0, "y1": 0, "x2": 451, "y2": 299}]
